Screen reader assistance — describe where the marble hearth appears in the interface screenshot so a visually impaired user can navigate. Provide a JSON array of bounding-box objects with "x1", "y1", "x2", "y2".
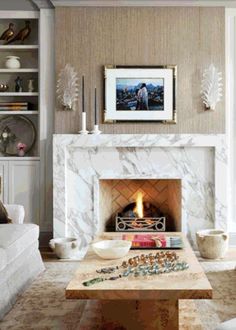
[{"x1": 53, "y1": 134, "x2": 227, "y2": 258}]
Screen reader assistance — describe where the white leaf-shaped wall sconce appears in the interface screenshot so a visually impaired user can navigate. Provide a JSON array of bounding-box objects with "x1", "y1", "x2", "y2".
[
  {"x1": 56, "y1": 64, "x2": 79, "y2": 111},
  {"x1": 201, "y1": 64, "x2": 223, "y2": 111}
]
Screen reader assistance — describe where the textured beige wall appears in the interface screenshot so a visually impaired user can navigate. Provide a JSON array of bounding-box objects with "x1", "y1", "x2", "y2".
[{"x1": 55, "y1": 7, "x2": 225, "y2": 134}]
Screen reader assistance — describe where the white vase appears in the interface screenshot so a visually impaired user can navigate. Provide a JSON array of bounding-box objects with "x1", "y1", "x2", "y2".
[
  {"x1": 196, "y1": 229, "x2": 229, "y2": 259},
  {"x1": 28, "y1": 79, "x2": 34, "y2": 92},
  {"x1": 17, "y1": 149, "x2": 25, "y2": 157},
  {"x1": 5, "y1": 56, "x2": 21, "y2": 69}
]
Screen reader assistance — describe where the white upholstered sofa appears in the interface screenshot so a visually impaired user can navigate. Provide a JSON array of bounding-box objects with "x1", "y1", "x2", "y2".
[{"x1": 0, "y1": 205, "x2": 44, "y2": 320}]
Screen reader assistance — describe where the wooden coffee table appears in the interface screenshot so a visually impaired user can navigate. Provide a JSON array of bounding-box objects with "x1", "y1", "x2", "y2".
[{"x1": 66, "y1": 233, "x2": 212, "y2": 329}]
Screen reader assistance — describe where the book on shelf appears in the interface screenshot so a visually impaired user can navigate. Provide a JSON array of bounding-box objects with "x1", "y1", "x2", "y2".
[
  {"x1": 0, "y1": 108, "x2": 28, "y2": 110},
  {"x1": 0, "y1": 102, "x2": 31, "y2": 111},
  {"x1": 0, "y1": 102, "x2": 28, "y2": 105}
]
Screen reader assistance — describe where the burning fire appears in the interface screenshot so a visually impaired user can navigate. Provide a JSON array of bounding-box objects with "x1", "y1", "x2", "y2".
[{"x1": 134, "y1": 192, "x2": 144, "y2": 218}]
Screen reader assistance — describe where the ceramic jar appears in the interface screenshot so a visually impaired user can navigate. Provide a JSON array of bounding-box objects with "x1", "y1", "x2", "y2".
[
  {"x1": 5, "y1": 56, "x2": 21, "y2": 69},
  {"x1": 196, "y1": 229, "x2": 229, "y2": 259},
  {"x1": 49, "y1": 237, "x2": 79, "y2": 259},
  {"x1": 0, "y1": 84, "x2": 8, "y2": 92}
]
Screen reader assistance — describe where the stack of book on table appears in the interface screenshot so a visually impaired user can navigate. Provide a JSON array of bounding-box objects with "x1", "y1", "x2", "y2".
[
  {"x1": 0, "y1": 102, "x2": 29, "y2": 111},
  {"x1": 122, "y1": 233, "x2": 183, "y2": 249}
]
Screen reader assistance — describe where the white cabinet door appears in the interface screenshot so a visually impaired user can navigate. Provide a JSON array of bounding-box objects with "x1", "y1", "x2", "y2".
[
  {"x1": 0, "y1": 161, "x2": 8, "y2": 203},
  {"x1": 9, "y1": 161, "x2": 40, "y2": 224}
]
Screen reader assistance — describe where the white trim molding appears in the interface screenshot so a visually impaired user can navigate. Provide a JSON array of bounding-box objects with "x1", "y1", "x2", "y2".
[
  {"x1": 226, "y1": 8, "x2": 236, "y2": 234},
  {"x1": 39, "y1": 8, "x2": 55, "y2": 232},
  {"x1": 51, "y1": 0, "x2": 236, "y2": 7},
  {"x1": 32, "y1": 0, "x2": 54, "y2": 9}
]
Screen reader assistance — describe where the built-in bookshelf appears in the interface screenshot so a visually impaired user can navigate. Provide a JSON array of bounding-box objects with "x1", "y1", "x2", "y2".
[
  {"x1": 0, "y1": 12, "x2": 39, "y2": 157},
  {"x1": 0, "y1": 9, "x2": 54, "y2": 231}
]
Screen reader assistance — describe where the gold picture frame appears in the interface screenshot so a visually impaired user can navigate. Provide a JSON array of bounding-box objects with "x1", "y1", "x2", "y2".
[{"x1": 104, "y1": 65, "x2": 177, "y2": 124}]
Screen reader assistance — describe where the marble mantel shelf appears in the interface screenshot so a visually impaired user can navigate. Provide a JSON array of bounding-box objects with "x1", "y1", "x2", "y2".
[
  {"x1": 53, "y1": 133, "x2": 227, "y2": 259},
  {"x1": 54, "y1": 133, "x2": 226, "y2": 150}
]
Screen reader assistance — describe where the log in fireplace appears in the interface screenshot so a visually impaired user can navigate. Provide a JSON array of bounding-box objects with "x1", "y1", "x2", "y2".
[
  {"x1": 99, "y1": 179, "x2": 181, "y2": 233},
  {"x1": 115, "y1": 192, "x2": 166, "y2": 232}
]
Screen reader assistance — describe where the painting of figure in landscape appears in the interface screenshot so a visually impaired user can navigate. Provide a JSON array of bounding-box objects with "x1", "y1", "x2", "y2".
[{"x1": 116, "y1": 78, "x2": 164, "y2": 111}]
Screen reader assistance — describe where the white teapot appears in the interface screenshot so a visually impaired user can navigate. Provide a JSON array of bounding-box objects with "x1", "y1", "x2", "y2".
[{"x1": 49, "y1": 237, "x2": 79, "y2": 259}]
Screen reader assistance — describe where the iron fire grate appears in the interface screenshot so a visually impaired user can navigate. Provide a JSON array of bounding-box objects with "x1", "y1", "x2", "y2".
[{"x1": 115, "y1": 216, "x2": 166, "y2": 232}]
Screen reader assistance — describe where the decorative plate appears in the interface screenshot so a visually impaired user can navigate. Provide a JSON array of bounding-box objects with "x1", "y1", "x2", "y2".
[{"x1": 0, "y1": 115, "x2": 36, "y2": 156}]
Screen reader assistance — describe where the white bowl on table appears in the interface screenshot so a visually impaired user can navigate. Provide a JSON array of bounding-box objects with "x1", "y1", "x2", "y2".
[{"x1": 92, "y1": 240, "x2": 132, "y2": 260}]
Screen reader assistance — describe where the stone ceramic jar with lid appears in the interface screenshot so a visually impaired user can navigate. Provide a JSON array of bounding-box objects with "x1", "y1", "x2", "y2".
[
  {"x1": 5, "y1": 55, "x2": 21, "y2": 69},
  {"x1": 196, "y1": 229, "x2": 229, "y2": 259},
  {"x1": 49, "y1": 237, "x2": 80, "y2": 259}
]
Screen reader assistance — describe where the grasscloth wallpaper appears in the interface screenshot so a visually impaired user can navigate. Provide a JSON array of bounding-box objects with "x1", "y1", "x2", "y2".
[{"x1": 55, "y1": 7, "x2": 225, "y2": 134}]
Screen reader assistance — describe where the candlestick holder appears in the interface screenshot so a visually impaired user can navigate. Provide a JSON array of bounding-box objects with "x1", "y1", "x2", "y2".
[
  {"x1": 91, "y1": 124, "x2": 102, "y2": 135},
  {"x1": 79, "y1": 112, "x2": 89, "y2": 135}
]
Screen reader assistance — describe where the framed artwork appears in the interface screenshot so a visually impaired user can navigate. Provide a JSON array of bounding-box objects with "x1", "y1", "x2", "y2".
[{"x1": 104, "y1": 65, "x2": 177, "y2": 123}]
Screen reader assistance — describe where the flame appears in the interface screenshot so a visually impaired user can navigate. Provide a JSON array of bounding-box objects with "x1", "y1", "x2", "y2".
[{"x1": 134, "y1": 192, "x2": 144, "y2": 218}]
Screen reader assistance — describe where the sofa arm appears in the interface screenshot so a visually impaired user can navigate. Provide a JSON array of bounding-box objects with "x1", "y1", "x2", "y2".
[{"x1": 4, "y1": 204, "x2": 25, "y2": 224}]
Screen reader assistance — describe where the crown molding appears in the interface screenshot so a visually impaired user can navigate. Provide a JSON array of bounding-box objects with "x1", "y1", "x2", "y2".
[
  {"x1": 31, "y1": 0, "x2": 54, "y2": 8},
  {"x1": 51, "y1": 0, "x2": 236, "y2": 7}
]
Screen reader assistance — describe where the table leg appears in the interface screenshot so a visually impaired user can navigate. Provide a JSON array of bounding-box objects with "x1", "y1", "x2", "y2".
[{"x1": 101, "y1": 299, "x2": 179, "y2": 330}]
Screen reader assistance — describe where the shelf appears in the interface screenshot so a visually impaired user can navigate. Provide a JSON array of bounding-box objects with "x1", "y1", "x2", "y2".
[
  {"x1": 0, "y1": 45, "x2": 38, "y2": 50},
  {"x1": 0, "y1": 68, "x2": 38, "y2": 73},
  {"x1": 0, "y1": 157, "x2": 40, "y2": 160},
  {"x1": 0, "y1": 11, "x2": 39, "y2": 19},
  {"x1": 0, "y1": 111, "x2": 38, "y2": 115},
  {"x1": 0, "y1": 92, "x2": 38, "y2": 96}
]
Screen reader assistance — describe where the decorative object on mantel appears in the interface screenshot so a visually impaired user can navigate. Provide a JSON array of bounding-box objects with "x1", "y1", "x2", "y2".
[
  {"x1": 0, "y1": 115, "x2": 36, "y2": 156},
  {"x1": 82, "y1": 250, "x2": 189, "y2": 287},
  {"x1": 196, "y1": 229, "x2": 228, "y2": 259},
  {"x1": 15, "y1": 76, "x2": 23, "y2": 92},
  {"x1": 6, "y1": 20, "x2": 31, "y2": 44},
  {"x1": 0, "y1": 84, "x2": 9, "y2": 92},
  {"x1": 91, "y1": 87, "x2": 101, "y2": 134},
  {"x1": 56, "y1": 64, "x2": 79, "y2": 111},
  {"x1": 5, "y1": 55, "x2": 21, "y2": 69},
  {"x1": 16, "y1": 142, "x2": 27, "y2": 157},
  {"x1": 28, "y1": 79, "x2": 34, "y2": 93},
  {"x1": 79, "y1": 75, "x2": 89, "y2": 134},
  {"x1": 49, "y1": 237, "x2": 80, "y2": 259},
  {"x1": 201, "y1": 63, "x2": 223, "y2": 111},
  {"x1": 104, "y1": 65, "x2": 177, "y2": 123},
  {"x1": 0, "y1": 23, "x2": 14, "y2": 44}
]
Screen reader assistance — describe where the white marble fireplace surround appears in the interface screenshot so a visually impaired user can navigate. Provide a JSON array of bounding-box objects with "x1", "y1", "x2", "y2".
[{"x1": 53, "y1": 134, "x2": 227, "y2": 258}]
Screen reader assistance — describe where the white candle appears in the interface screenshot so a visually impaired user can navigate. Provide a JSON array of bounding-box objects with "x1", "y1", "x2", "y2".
[{"x1": 82, "y1": 112, "x2": 86, "y2": 131}]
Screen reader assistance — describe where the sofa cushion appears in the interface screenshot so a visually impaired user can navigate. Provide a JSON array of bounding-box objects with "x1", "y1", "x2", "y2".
[
  {"x1": 0, "y1": 224, "x2": 39, "y2": 265},
  {"x1": 0, "y1": 247, "x2": 6, "y2": 272},
  {"x1": 215, "y1": 318, "x2": 236, "y2": 330},
  {"x1": 5, "y1": 204, "x2": 25, "y2": 224},
  {"x1": 0, "y1": 201, "x2": 11, "y2": 224}
]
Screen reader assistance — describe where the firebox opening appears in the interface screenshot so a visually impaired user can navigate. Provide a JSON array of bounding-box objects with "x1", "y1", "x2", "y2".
[{"x1": 99, "y1": 179, "x2": 182, "y2": 233}]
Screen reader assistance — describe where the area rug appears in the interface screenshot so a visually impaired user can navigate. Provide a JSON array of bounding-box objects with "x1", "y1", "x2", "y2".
[{"x1": 0, "y1": 260, "x2": 235, "y2": 330}]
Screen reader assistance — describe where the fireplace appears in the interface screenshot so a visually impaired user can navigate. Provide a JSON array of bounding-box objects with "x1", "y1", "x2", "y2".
[
  {"x1": 53, "y1": 134, "x2": 227, "y2": 258},
  {"x1": 99, "y1": 179, "x2": 181, "y2": 233}
]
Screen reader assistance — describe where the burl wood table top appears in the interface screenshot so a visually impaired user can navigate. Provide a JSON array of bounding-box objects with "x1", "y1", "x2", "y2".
[{"x1": 66, "y1": 233, "x2": 212, "y2": 300}]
